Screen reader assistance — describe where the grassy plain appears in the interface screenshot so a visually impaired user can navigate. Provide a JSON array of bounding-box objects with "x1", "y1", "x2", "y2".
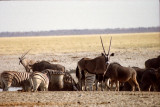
[{"x1": 0, "y1": 32, "x2": 159, "y2": 55}]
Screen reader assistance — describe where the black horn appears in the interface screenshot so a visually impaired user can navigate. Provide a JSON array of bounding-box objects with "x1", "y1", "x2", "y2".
[
  {"x1": 107, "y1": 37, "x2": 112, "y2": 55},
  {"x1": 21, "y1": 49, "x2": 31, "y2": 59},
  {"x1": 100, "y1": 36, "x2": 106, "y2": 55}
]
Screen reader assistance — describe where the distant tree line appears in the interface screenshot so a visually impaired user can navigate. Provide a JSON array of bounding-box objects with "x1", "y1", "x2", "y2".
[{"x1": 0, "y1": 27, "x2": 159, "y2": 37}]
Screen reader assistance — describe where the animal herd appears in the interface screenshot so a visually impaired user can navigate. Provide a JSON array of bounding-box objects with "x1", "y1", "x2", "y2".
[{"x1": 0, "y1": 36, "x2": 160, "y2": 92}]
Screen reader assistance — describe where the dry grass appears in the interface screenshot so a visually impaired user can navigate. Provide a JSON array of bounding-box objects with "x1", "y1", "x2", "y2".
[{"x1": 0, "y1": 32, "x2": 159, "y2": 55}]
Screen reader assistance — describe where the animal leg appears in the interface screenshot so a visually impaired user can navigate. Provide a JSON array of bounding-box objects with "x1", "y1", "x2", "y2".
[
  {"x1": 101, "y1": 81, "x2": 104, "y2": 91},
  {"x1": 128, "y1": 79, "x2": 135, "y2": 91},
  {"x1": 3, "y1": 80, "x2": 11, "y2": 91},
  {"x1": 132, "y1": 76, "x2": 141, "y2": 91},
  {"x1": 33, "y1": 79, "x2": 40, "y2": 92},
  {"x1": 95, "y1": 80, "x2": 99, "y2": 91},
  {"x1": 105, "y1": 79, "x2": 111, "y2": 91},
  {"x1": 148, "y1": 85, "x2": 152, "y2": 91},
  {"x1": 110, "y1": 80, "x2": 114, "y2": 91},
  {"x1": 115, "y1": 81, "x2": 119, "y2": 91}
]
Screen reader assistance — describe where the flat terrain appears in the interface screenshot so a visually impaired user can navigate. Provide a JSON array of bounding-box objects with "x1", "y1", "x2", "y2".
[
  {"x1": 0, "y1": 91, "x2": 160, "y2": 107},
  {"x1": 0, "y1": 33, "x2": 160, "y2": 106}
]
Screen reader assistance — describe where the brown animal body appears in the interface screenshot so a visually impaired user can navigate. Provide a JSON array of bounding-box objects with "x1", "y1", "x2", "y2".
[
  {"x1": 76, "y1": 54, "x2": 114, "y2": 90},
  {"x1": 120, "y1": 67, "x2": 145, "y2": 91},
  {"x1": 104, "y1": 62, "x2": 140, "y2": 91},
  {"x1": 76, "y1": 36, "x2": 114, "y2": 90},
  {"x1": 30, "y1": 61, "x2": 65, "y2": 72},
  {"x1": 141, "y1": 68, "x2": 160, "y2": 91},
  {"x1": 77, "y1": 55, "x2": 108, "y2": 75},
  {"x1": 19, "y1": 58, "x2": 36, "y2": 72},
  {"x1": 19, "y1": 50, "x2": 36, "y2": 72},
  {"x1": 145, "y1": 55, "x2": 160, "y2": 69}
]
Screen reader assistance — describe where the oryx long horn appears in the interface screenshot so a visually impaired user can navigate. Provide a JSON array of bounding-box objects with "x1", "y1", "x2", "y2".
[
  {"x1": 21, "y1": 49, "x2": 31, "y2": 59},
  {"x1": 100, "y1": 36, "x2": 106, "y2": 54},
  {"x1": 107, "y1": 37, "x2": 112, "y2": 55}
]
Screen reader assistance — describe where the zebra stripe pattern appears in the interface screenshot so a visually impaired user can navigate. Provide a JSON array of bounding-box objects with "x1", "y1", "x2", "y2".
[
  {"x1": 0, "y1": 71, "x2": 30, "y2": 91},
  {"x1": 41, "y1": 69, "x2": 65, "y2": 91},
  {"x1": 63, "y1": 72, "x2": 79, "y2": 91},
  {"x1": 83, "y1": 71, "x2": 96, "y2": 91},
  {"x1": 30, "y1": 71, "x2": 49, "y2": 92}
]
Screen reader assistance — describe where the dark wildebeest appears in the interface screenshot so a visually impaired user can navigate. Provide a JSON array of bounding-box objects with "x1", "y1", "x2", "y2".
[
  {"x1": 29, "y1": 61, "x2": 65, "y2": 72},
  {"x1": 141, "y1": 68, "x2": 160, "y2": 91},
  {"x1": 76, "y1": 36, "x2": 114, "y2": 90},
  {"x1": 104, "y1": 62, "x2": 141, "y2": 91},
  {"x1": 145, "y1": 55, "x2": 160, "y2": 69},
  {"x1": 120, "y1": 67, "x2": 145, "y2": 91},
  {"x1": 19, "y1": 49, "x2": 36, "y2": 72}
]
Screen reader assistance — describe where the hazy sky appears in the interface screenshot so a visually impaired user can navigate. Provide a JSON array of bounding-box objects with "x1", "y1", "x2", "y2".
[{"x1": 0, "y1": 0, "x2": 159, "y2": 32}]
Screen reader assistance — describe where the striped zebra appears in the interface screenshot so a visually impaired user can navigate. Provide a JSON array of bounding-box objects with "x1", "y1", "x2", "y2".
[
  {"x1": 63, "y1": 72, "x2": 79, "y2": 91},
  {"x1": 80, "y1": 71, "x2": 96, "y2": 91},
  {"x1": 41, "y1": 69, "x2": 65, "y2": 91},
  {"x1": 78, "y1": 71, "x2": 111, "y2": 91},
  {"x1": 30, "y1": 71, "x2": 49, "y2": 92},
  {"x1": 0, "y1": 71, "x2": 31, "y2": 91}
]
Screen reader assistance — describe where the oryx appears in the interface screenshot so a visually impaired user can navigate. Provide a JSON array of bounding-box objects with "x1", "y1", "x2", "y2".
[
  {"x1": 76, "y1": 36, "x2": 114, "y2": 90},
  {"x1": 19, "y1": 49, "x2": 36, "y2": 72}
]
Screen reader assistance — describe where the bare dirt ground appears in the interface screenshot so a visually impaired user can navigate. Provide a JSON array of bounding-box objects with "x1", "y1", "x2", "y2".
[{"x1": 0, "y1": 49, "x2": 160, "y2": 106}]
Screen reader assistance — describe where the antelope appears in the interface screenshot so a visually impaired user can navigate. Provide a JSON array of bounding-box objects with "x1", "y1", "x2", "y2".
[
  {"x1": 19, "y1": 49, "x2": 36, "y2": 72},
  {"x1": 76, "y1": 36, "x2": 114, "y2": 90}
]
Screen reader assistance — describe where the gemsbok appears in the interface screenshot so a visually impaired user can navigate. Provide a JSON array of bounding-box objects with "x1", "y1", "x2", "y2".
[
  {"x1": 76, "y1": 36, "x2": 114, "y2": 90},
  {"x1": 19, "y1": 49, "x2": 36, "y2": 72}
]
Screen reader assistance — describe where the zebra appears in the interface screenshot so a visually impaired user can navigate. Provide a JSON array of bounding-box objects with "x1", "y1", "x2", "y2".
[
  {"x1": 78, "y1": 71, "x2": 111, "y2": 91},
  {"x1": 63, "y1": 72, "x2": 79, "y2": 91},
  {"x1": 29, "y1": 71, "x2": 49, "y2": 92},
  {"x1": 41, "y1": 69, "x2": 65, "y2": 91},
  {"x1": 85, "y1": 71, "x2": 96, "y2": 91},
  {"x1": 78, "y1": 71, "x2": 96, "y2": 91},
  {"x1": 0, "y1": 71, "x2": 31, "y2": 91}
]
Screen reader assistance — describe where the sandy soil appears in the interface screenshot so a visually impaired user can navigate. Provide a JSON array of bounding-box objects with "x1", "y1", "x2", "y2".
[
  {"x1": 0, "y1": 91, "x2": 160, "y2": 107},
  {"x1": 0, "y1": 49, "x2": 160, "y2": 106}
]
